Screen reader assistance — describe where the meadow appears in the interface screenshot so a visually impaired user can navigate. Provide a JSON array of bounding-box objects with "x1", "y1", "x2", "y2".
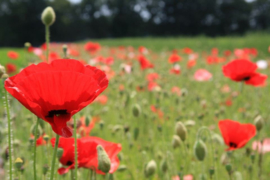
[{"x1": 1, "y1": 32, "x2": 270, "y2": 180}]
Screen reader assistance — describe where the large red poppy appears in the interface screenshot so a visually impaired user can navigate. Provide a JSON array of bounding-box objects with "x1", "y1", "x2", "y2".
[
  {"x1": 218, "y1": 119, "x2": 256, "y2": 151},
  {"x1": 84, "y1": 42, "x2": 101, "y2": 53},
  {"x1": 222, "y1": 59, "x2": 267, "y2": 86},
  {"x1": 138, "y1": 55, "x2": 154, "y2": 70},
  {"x1": 4, "y1": 59, "x2": 108, "y2": 137},
  {"x1": 51, "y1": 137, "x2": 121, "y2": 175}
]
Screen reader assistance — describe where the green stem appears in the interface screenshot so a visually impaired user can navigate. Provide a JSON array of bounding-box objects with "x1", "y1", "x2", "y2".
[
  {"x1": 196, "y1": 126, "x2": 217, "y2": 179},
  {"x1": 74, "y1": 117, "x2": 78, "y2": 180},
  {"x1": 45, "y1": 25, "x2": 50, "y2": 63},
  {"x1": 50, "y1": 134, "x2": 60, "y2": 180},
  {"x1": 4, "y1": 89, "x2": 13, "y2": 180},
  {"x1": 33, "y1": 117, "x2": 40, "y2": 180}
]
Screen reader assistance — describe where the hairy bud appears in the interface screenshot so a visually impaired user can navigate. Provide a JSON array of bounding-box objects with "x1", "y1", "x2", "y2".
[
  {"x1": 97, "y1": 145, "x2": 111, "y2": 173},
  {"x1": 41, "y1": 7, "x2": 56, "y2": 26}
]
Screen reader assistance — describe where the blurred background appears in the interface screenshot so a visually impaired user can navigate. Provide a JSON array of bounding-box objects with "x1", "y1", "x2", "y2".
[{"x1": 1, "y1": 0, "x2": 270, "y2": 47}]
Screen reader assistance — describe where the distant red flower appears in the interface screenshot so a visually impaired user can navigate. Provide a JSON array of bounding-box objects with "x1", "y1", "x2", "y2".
[
  {"x1": 171, "y1": 86, "x2": 181, "y2": 96},
  {"x1": 252, "y1": 138, "x2": 270, "y2": 154},
  {"x1": 30, "y1": 134, "x2": 47, "y2": 147},
  {"x1": 41, "y1": 43, "x2": 47, "y2": 50},
  {"x1": 68, "y1": 49, "x2": 80, "y2": 57},
  {"x1": 5, "y1": 59, "x2": 108, "y2": 137},
  {"x1": 7, "y1": 51, "x2": 19, "y2": 60},
  {"x1": 146, "y1": 73, "x2": 159, "y2": 82},
  {"x1": 218, "y1": 119, "x2": 256, "y2": 151},
  {"x1": 5, "y1": 63, "x2": 17, "y2": 74},
  {"x1": 211, "y1": 48, "x2": 219, "y2": 56},
  {"x1": 170, "y1": 64, "x2": 181, "y2": 74},
  {"x1": 51, "y1": 137, "x2": 121, "y2": 175},
  {"x1": 104, "y1": 57, "x2": 114, "y2": 66},
  {"x1": 222, "y1": 59, "x2": 267, "y2": 86},
  {"x1": 187, "y1": 59, "x2": 196, "y2": 69},
  {"x1": 148, "y1": 81, "x2": 159, "y2": 91},
  {"x1": 94, "y1": 95, "x2": 108, "y2": 105},
  {"x1": 84, "y1": 42, "x2": 101, "y2": 53},
  {"x1": 168, "y1": 54, "x2": 182, "y2": 64},
  {"x1": 182, "y1": 47, "x2": 193, "y2": 54},
  {"x1": 138, "y1": 55, "x2": 154, "y2": 70},
  {"x1": 206, "y1": 56, "x2": 219, "y2": 64},
  {"x1": 194, "y1": 69, "x2": 212, "y2": 81},
  {"x1": 49, "y1": 52, "x2": 61, "y2": 63},
  {"x1": 224, "y1": 50, "x2": 231, "y2": 57},
  {"x1": 138, "y1": 46, "x2": 148, "y2": 54},
  {"x1": 150, "y1": 105, "x2": 164, "y2": 118},
  {"x1": 77, "y1": 116, "x2": 99, "y2": 137}
]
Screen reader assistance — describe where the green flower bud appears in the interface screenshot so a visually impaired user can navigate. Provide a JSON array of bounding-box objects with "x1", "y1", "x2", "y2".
[
  {"x1": 117, "y1": 165, "x2": 127, "y2": 172},
  {"x1": 43, "y1": 164, "x2": 49, "y2": 175},
  {"x1": 209, "y1": 167, "x2": 215, "y2": 176},
  {"x1": 57, "y1": 148, "x2": 63, "y2": 159},
  {"x1": 144, "y1": 160, "x2": 157, "y2": 177},
  {"x1": 15, "y1": 157, "x2": 23, "y2": 170},
  {"x1": 85, "y1": 116, "x2": 91, "y2": 126},
  {"x1": 175, "y1": 122, "x2": 187, "y2": 141},
  {"x1": 172, "y1": 135, "x2": 181, "y2": 149},
  {"x1": 254, "y1": 115, "x2": 264, "y2": 131},
  {"x1": 43, "y1": 135, "x2": 49, "y2": 142},
  {"x1": 132, "y1": 104, "x2": 141, "y2": 117},
  {"x1": 225, "y1": 163, "x2": 232, "y2": 174},
  {"x1": 97, "y1": 145, "x2": 111, "y2": 173},
  {"x1": 160, "y1": 158, "x2": 168, "y2": 173},
  {"x1": 30, "y1": 123, "x2": 42, "y2": 138},
  {"x1": 194, "y1": 140, "x2": 207, "y2": 161},
  {"x1": 133, "y1": 127, "x2": 139, "y2": 141},
  {"x1": 41, "y1": 7, "x2": 56, "y2": 26},
  {"x1": 0, "y1": 65, "x2": 6, "y2": 78},
  {"x1": 211, "y1": 133, "x2": 224, "y2": 145}
]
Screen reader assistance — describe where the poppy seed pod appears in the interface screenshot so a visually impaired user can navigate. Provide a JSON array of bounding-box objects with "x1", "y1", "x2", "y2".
[
  {"x1": 172, "y1": 135, "x2": 181, "y2": 149},
  {"x1": 15, "y1": 157, "x2": 23, "y2": 170},
  {"x1": 97, "y1": 145, "x2": 111, "y2": 173},
  {"x1": 144, "y1": 160, "x2": 157, "y2": 177},
  {"x1": 254, "y1": 115, "x2": 264, "y2": 131},
  {"x1": 175, "y1": 122, "x2": 187, "y2": 141},
  {"x1": 160, "y1": 158, "x2": 168, "y2": 173},
  {"x1": 41, "y1": 7, "x2": 56, "y2": 26},
  {"x1": 194, "y1": 140, "x2": 207, "y2": 161},
  {"x1": 132, "y1": 104, "x2": 141, "y2": 117}
]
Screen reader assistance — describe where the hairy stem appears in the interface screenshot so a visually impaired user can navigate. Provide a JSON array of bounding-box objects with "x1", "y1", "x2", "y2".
[
  {"x1": 33, "y1": 117, "x2": 40, "y2": 180},
  {"x1": 50, "y1": 134, "x2": 60, "y2": 180}
]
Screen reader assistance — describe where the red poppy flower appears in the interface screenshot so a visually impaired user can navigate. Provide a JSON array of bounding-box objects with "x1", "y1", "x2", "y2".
[
  {"x1": 30, "y1": 134, "x2": 47, "y2": 147},
  {"x1": 182, "y1": 47, "x2": 193, "y2": 54},
  {"x1": 168, "y1": 54, "x2": 182, "y2": 64},
  {"x1": 170, "y1": 64, "x2": 181, "y2": 75},
  {"x1": 171, "y1": 86, "x2": 181, "y2": 96},
  {"x1": 222, "y1": 59, "x2": 267, "y2": 86},
  {"x1": 51, "y1": 137, "x2": 121, "y2": 175},
  {"x1": 49, "y1": 52, "x2": 61, "y2": 63},
  {"x1": 84, "y1": 42, "x2": 101, "y2": 53},
  {"x1": 7, "y1": 51, "x2": 19, "y2": 60},
  {"x1": 77, "y1": 116, "x2": 99, "y2": 137},
  {"x1": 68, "y1": 49, "x2": 80, "y2": 57},
  {"x1": 4, "y1": 59, "x2": 108, "y2": 137},
  {"x1": 138, "y1": 46, "x2": 148, "y2": 54},
  {"x1": 146, "y1": 73, "x2": 159, "y2": 82},
  {"x1": 187, "y1": 59, "x2": 196, "y2": 69},
  {"x1": 148, "y1": 81, "x2": 160, "y2": 91},
  {"x1": 94, "y1": 95, "x2": 108, "y2": 105},
  {"x1": 5, "y1": 63, "x2": 17, "y2": 74},
  {"x1": 138, "y1": 55, "x2": 154, "y2": 70},
  {"x1": 218, "y1": 119, "x2": 256, "y2": 151}
]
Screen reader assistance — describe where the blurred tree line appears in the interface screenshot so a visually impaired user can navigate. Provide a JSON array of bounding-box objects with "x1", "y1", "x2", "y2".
[{"x1": 0, "y1": 0, "x2": 270, "y2": 46}]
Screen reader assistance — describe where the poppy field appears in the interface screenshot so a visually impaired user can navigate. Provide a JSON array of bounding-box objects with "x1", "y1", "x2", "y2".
[{"x1": 2, "y1": 7, "x2": 270, "y2": 180}]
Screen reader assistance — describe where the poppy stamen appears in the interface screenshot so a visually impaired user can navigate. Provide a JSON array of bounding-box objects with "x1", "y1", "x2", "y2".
[
  {"x1": 242, "y1": 77, "x2": 251, "y2": 81},
  {"x1": 46, "y1": 110, "x2": 68, "y2": 118},
  {"x1": 66, "y1": 161, "x2": 73, "y2": 166},
  {"x1": 229, "y1": 142, "x2": 237, "y2": 148}
]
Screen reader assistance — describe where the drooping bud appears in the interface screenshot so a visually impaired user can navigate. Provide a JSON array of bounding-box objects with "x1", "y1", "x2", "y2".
[
  {"x1": 30, "y1": 123, "x2": 42, "y2": 138},
  {"x1": 254, "y1": 115, "x2": 264, "y2": 132},
  {"x1": 15, "y1": 157, "x2": 23, "y2": 170},
  {"x1": 43, "y1": 164, "x2": 49, "y2": 175},
  {"x1": 57, "y1": 148, "x2": 63, "y2": 159},
  {"x1": 211, "y1": 133, "x2": 224, "y2": 145},
  {"x1": 132, "y1": 104, "x2": 141, "y2": 117},
  {"x1": 172, "y1": 135, "x2": 181, "y2": 149},
  {"x1": 0, "y1": 65, "x2": 6, "y2": 78},
  {"x1": 97, "y1": 145, "x2": 111, "y2": 173},
  {"x1": 41, "y1": 7, "x2": 56, "y2": 26},
  {"x1": 160, "y1": 158, "x2": 168, "y2": 173},
  {"x1": 175, "y1": 122, "x2": 187, "y2": 141},
  {"x1": 117, "y1": 165, "x2": 127, "y2": 172},
  {"x1": 225, "y1": 163, "x2": 232, "y2": 174},
  {"x1": 194, "y1": 140, "x2": 207, "y2": 161},
  {"x1": 144, "y1": 160, "x2": 157, "y2": 177}
]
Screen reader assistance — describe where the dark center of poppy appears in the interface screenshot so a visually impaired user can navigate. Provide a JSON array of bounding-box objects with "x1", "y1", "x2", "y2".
[
  {"x1": 66, "y1": 161, "x2": 73, "y2": 166},
  {"x1": 242, "y1": 76, "x2": 250, "y2": 81},
  {"x1": 229, "y1": 142, "x2": 237, "y2": 148},
  {"x1": 46, "y1": 110, "x2": 68, "y2": 118}
]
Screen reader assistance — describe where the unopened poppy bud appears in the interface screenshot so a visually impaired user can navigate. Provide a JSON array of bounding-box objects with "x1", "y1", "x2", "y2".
[
  {"x1": 113, "y1": 125, "x2": 122, "y2": 133},
  {"x1": 133, "y1": 127, "x2": 139, "y2": 140},
  {"x1": 199, "y1": 174, "x2": 207, "y2": 180},
  {"x1": 85, "y1": 116, "x2": 91, "y2": 126},
  {"x1": 250, "y1": 153, "x2": 255, "y2": 163},
  {"x1": 172, "y1": 135, "x2": 181, "y2": 149},
  {"x1": 99, "y1": 120, "x2": 104, "y2": 130},
  {"x1": 43, "y1": 135, "x2": 49, "y2": 142},
  {"x1": 254, "y1": 115, "x2": 264, "y2": 131},
  {"x1": 184, "y1": 120, "x2": 196, "y2": 127},
  {"x1": 132, "y1": 104, "x2": 141, "y2": 117},
  {"x1": 30, "y1": 124, "x2": 42, "y2": 137},
  {"x1": 144, "y1": 160, "x2": 157, "y2": 177},
  {"x1": 225, "y1": 163, "x2": 232, "y2": 174},
  {"x1": 209, "y1": 167, "x2": 215, "y2": 176},
  {"x1": 29, "y1": 137, "x2": 34, "y2": 145},
  {"x1": 0, "y1": 65, "x2": 6, "y2": 78},
  {"x1": 1, "y1": 73, "x2": 9, "y2": 80},
  {"x1": 15, "y1": 157, "x2": 23, "y2": 170},
  {"x1": 57, "y1": 148, "x2": 63, "y2": 159},
  {"x1": 43, "y1": 164, "x2": 49, "y2": 175},
  {"x1": 97, "y1": 145, "x2": 111, "y2": 173},
  {"x1": 24, "y1": 42, "x2": 31, "y2": 48},
  {"x1": 41, "y1": 7, "x2": 56, "y2": 26},
  {"x1": 194, "y1": 140, "x2": 207, "y2": 161},
  {"x1": 160, "y1": 158, "x2": 168, "y2": 173},
  {"x1": 181, "y1": 88, "x2": 188, "y2": 97},
  {"x1": 117, "y1": 165, "x2": 127, "y2": 172},
  {"x1": 175, "y1": 122, "x2": 187, "y2": 141},
  {"x1": 211, "y1": 133, "x2": 224, "y2": 145}
]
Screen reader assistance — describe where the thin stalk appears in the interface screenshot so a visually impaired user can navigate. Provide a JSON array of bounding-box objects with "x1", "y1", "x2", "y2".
[
  {"x1": 50, "y1": 134, "x2": 60, "y2": 180},
  {"x1": 74, "y1": 117, "x2": 78, "y2": 180},
  {"x1": 45, "y1": 25, "x2": 50, "y2": 63},
  {"x1": 4, "y1": 89, "x2": 13, "y2": 180},
  {"x1": 33, "y1": 117, "x2": 40, "y2": 180}
]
